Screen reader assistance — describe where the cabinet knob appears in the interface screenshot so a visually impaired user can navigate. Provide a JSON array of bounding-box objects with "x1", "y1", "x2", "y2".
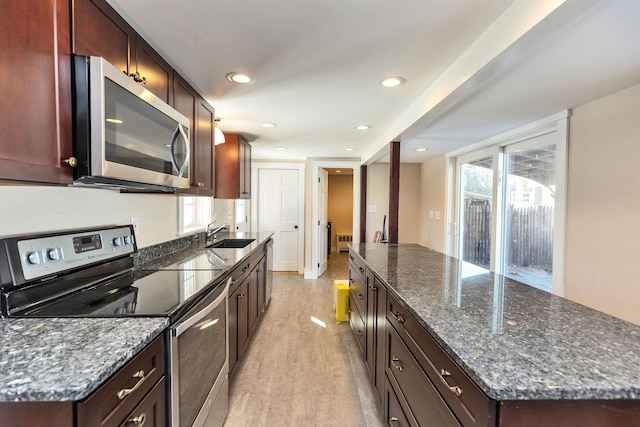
[
  {"x1": 64, "y1": 157, "x2": 77, "y2": 168},
  {"x1": 130, "y1": 71, "x2": 147, "y2": 85},
  {"x1": 127, "y1": 413, "x2": 146, "y2": 426}
]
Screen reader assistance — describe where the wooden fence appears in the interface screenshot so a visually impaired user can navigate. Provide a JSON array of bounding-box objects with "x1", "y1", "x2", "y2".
[{"x1": 462, "y1": 200, "x2": 553, "y2": 272}]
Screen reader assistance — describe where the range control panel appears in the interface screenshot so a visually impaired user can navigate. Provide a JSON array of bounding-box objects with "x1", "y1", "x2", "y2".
[{"x1": 16, "y1": 226, "x2": 136, "y2": 281}]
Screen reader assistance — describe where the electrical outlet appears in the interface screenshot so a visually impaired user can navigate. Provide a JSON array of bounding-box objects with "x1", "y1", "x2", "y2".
[
  {"x1": 130, "y1": 217, "x2": 140, "y2": 234},
  {"x1": 429, "y1": 210, "x2": 434, "y2": 219},
  {"x1": 435, "y1": 211, "x2": 441, "y2": 220}
]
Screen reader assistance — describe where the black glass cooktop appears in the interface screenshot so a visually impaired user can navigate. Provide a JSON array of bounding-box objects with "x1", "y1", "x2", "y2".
[{"x1": 9, "y1": 268, "x2": 226, "y2": 320}]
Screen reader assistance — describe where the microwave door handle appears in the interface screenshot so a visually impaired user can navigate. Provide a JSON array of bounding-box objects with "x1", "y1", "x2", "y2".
[
  {"x1": 170, "y1": 124, "x2": 190, "y2": 178},
  {"x1": 169, "y1": 126, "x2": 181, "y2": 175},
  {"x1": 177, "y1": 124, "x2": 190, "y2": 178}
]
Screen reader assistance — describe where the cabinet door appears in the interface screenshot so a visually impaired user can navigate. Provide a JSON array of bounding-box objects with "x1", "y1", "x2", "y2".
[
  {"x1": 73, "y1": 0, "x2": 135, "y2": 75},
  {"x1": 195, "y1": 99, "x2": 215, "y2": 195},
  {"x1": 248, "y1": 266, "x2": 259, "y2": 334},
  {"x1": 134, "y1": 38, "x2": 173, "y2": 104},
  {"x1": 240, "y1": 139, "x2": 252, "y2": 198},
  {"x1": 374, "y1": 281, "x2": 387, "y2": 403},
  {"x1": 365, "y1": 270, "x2": 376, "y2": 377},
  {"x1": 257, "y1": 257, "x2": 266, "y2": 313},
  {"x1": 0, "y1": 0, "x2": 73, "y2": 184},
  {"x1": 173, "y1": 74, "x2": 198, "y2": 190},
  {"x1": 229, "y1": 279, "x2": 248, "y2": 375}
]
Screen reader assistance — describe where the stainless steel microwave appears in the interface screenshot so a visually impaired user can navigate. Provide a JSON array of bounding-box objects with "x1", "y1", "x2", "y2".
[{"x1": 72, "y1": 55, "x2": 190, "y2": 192}]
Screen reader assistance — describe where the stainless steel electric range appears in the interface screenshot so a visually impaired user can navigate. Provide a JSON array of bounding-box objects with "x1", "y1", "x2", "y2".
[{"x1": 0, "y1": 225, "x2": 230, "y2": 427}]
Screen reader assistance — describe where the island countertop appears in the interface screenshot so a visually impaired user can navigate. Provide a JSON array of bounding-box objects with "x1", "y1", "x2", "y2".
[{"x1": 351, "y1": 243, "x2": 640, "y2": 401}]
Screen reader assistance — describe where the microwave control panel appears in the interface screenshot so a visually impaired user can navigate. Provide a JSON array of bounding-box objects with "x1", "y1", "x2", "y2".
[{"x1": 16, "y1": 226, "x2": 136, "y2": 281}]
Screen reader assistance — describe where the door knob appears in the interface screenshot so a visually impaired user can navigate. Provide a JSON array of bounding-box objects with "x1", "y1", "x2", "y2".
[{"x1": 294, "y1": 225, "x2": 298, "y2": 229}]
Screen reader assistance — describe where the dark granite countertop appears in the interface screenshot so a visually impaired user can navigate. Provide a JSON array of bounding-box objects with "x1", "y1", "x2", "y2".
[
  {"x1": 0, "y1": 231, "x2": 271, "y2": 402},
  {"x1": 0, "y1": 317, "x2": 168, "y2": 401},
  {"x1": 352, "y1": 243, "x2": 640, "y2": 400}
]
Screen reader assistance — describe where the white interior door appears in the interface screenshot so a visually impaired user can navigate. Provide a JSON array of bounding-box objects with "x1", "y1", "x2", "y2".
[
  {"x1": 317, "y1": 169, "x2": 329, "y2": 276},
  {"x1": 258, "y1": 169, "x2": 300, "y2": 271}
]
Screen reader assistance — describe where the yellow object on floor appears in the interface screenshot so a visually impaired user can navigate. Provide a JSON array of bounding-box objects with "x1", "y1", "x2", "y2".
[{"x1": 333, "y1": 279, "x2": 350, "y2": 323}]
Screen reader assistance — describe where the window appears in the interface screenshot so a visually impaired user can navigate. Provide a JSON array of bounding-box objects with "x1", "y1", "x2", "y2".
[
  {"x1": 448, "y1": 113, "x2": 568, "y2": 295},
  {"x1": 179, "y1": 196, "x2": 213, "y2": 235}
]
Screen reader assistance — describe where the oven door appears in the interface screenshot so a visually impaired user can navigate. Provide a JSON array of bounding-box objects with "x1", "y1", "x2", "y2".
[{"x1": 170, "y1": 278, "x2": 229, "y2": 427}]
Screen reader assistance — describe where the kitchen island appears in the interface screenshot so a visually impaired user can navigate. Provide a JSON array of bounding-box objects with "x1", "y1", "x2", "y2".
[{"x1": 350, "y1": 243, "x2": 640, "y2": 426}]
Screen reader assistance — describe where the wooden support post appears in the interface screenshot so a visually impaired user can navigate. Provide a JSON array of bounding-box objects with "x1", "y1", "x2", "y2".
[
  {"x1": 388, "y1": 141, "x2": 400, "y2": 244},
  {"x1": 360, "y1": 164, "x2": 368, "y2": 243}
]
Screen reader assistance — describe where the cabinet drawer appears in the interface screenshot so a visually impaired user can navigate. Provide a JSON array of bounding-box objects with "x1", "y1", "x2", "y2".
[
  {"x1": 77, "y1": 336, "x2": 165, "y2": 427},
  {"x1": 349, "y1": 264, "x2": 366, "y2": 315},
  {"x1": 120, "y1": 377, "x2": 165, "y2": 427},
  {"x1": 349, "y1": 295, "x2": 365, "y2": 355},
  {"x1": 387, "y1": 293, "x2": 495, "y2": 427},
  {"x1": 348, "y1": 249, "x2": 366, "y2": 274},
  {"x1": 385, "y1": 376, "x2": 412, "y2": 427},
  {"x1": 387, "y1": 326, "x2": 460, "y2": 427},
  {"x1": 228, "y1": 259, "x2": 252, "y2": 293}
]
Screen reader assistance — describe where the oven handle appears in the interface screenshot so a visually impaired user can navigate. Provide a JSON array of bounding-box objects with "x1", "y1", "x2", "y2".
[{"x1": 172, "y1": 278, "x2": 230, "y2": 337}]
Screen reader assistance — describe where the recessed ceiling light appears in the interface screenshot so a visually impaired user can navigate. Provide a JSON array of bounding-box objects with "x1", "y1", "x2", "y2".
[
  {"x1": 226, "y1": 72, "x2": 255, "y2": 84},
  {"x1": 276, "y1": 147, "x2": 287, "y2": 150},
  {"x1": 355, "y1": 125, "x2": 371, "y2": 130},
  {"x1": 415, "y1": 148, "x2": 428, "y2": 152},
  {"x1": 106, "y1": 118, "x2": 123, "y2": 124},
  {"x1": 381, "y1": 76, "x2": 406, "y2": 88},
  {"x1": 345, "y1": 148, "x2": 355, "y2": 151},
  {"x1": 336, "y1": 170, "x2": 342, "y2": 173},
  {"x1": 262, "y1": 122, "x2": 277, "y2": 128}
]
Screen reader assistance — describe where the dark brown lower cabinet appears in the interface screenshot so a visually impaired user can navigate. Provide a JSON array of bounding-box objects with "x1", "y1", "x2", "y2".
[
  {"x1": 229, "y1": 277, "x2": 248, "y2": 376},
  {"x1": 0, "y1": 336, "x2": 165, "y2": 427},
  {"x1": 228, "y1": 246, "x2": 269, "y2": 379}
]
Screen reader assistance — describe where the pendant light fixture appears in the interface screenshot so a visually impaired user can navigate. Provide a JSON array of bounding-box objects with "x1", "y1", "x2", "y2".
[{"x1": 214, "y1": 117, "x2": 225, "y2": 145}]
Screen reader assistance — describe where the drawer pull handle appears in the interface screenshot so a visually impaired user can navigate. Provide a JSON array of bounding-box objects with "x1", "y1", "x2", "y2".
[
  {"x1": 350, "y1": 255, "x2": 354, "y2": 261},
  {"x1": 390, "y1": 416, "x2": 399, "y2": 424},
  {"x1": 117, "y1": 370, "x2": 146, "y2": 400},
  {"x1": 391, "y1": 356, "x2": 403, "y2": 372},
  {"x1": 358, "y1": 293, "x2": 364, "y2": 300},
  {"x1": 359, "y1": 267, "x2": 364, "y2": 274},
  {"x1": 391, "y1": 310, "x2": 405, "y2": 324},
  {"x1": 440, "y1": 369, "x2": 463, "y2": 397},
  {"x1": 357, "y1": 329, "x2": 363, "y2": 337},
  {"x1": 127, "y1": 413, "x2": 146, "y2": 426},
  {"x1": 369, "y1": 285, "x2": 377, "y2": 292},
  {"x1": 238, "y1": 293, "x2": 245, "y2": 300}
]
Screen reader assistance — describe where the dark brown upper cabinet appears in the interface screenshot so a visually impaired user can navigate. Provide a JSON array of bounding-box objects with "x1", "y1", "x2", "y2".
[
  {"x1": 0, "y1": 0, "x2": 74, "y2": 184},
  {"x1": 215, "y1": 134, "x2": 252, "y2": 199},
  {"x1": 73, "y1": 0, "x2": 173, "y2": 104}
]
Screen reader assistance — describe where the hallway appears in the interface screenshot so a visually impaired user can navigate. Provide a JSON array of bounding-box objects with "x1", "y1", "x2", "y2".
[{"x1": 224, "y1": 252, "x2": 385, "y2": 427}]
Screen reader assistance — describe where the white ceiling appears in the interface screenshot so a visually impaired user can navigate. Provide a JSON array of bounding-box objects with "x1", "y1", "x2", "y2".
[{"x1": 106, "y1": 0, "x2": 640, "y2": 164}]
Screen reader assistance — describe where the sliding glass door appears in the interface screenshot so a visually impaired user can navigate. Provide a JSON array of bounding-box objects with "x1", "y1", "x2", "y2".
[
  {"x1": 450, "y1": 114, "x2": 567, "y2": 294},
  {"x1": 456, "y1": 152, "x2": 495, "y2": 277},
  {"x1": 501, "y1": 140, "x2": 556, "y2": 292}
]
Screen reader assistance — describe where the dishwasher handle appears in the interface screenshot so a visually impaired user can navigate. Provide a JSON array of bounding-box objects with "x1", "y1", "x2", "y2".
[{"x1": 172, "y1": 278, "x2": 230, "y2": 336}]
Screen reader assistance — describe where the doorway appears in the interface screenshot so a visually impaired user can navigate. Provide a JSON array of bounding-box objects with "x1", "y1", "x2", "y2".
[{"x1": 308, "y1": 161, "x2": 361, "y2": 279}]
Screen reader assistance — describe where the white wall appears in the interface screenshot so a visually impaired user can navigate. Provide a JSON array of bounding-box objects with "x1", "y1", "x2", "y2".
[
  {"x1": 418, "y1": 156, "x2": 447, "y2": 253},
  {"x1": 564, "y1": 82, "x2": 640, "y2": 325},
  {"x1": 366, "y1": 163, "x2": 422, "y2": 243},
  {"x1": 0, "y1": 186, "x2": 230, "y2": 248}
]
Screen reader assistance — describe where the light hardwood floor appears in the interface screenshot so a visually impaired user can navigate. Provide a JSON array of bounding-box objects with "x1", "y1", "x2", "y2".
[{"x1": 224, "y1": 252, "x2": 385, "y2": 427}]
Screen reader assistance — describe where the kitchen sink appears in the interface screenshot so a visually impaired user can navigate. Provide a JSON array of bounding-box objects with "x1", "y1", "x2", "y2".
[{"x1": 207, "y1": 238, "x2": 256, "y2": 249}]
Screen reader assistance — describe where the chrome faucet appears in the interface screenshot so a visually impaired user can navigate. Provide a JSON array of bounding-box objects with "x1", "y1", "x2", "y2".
[{"x1": 206, "y1": 221, "x2": 230, "y2": 240}]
